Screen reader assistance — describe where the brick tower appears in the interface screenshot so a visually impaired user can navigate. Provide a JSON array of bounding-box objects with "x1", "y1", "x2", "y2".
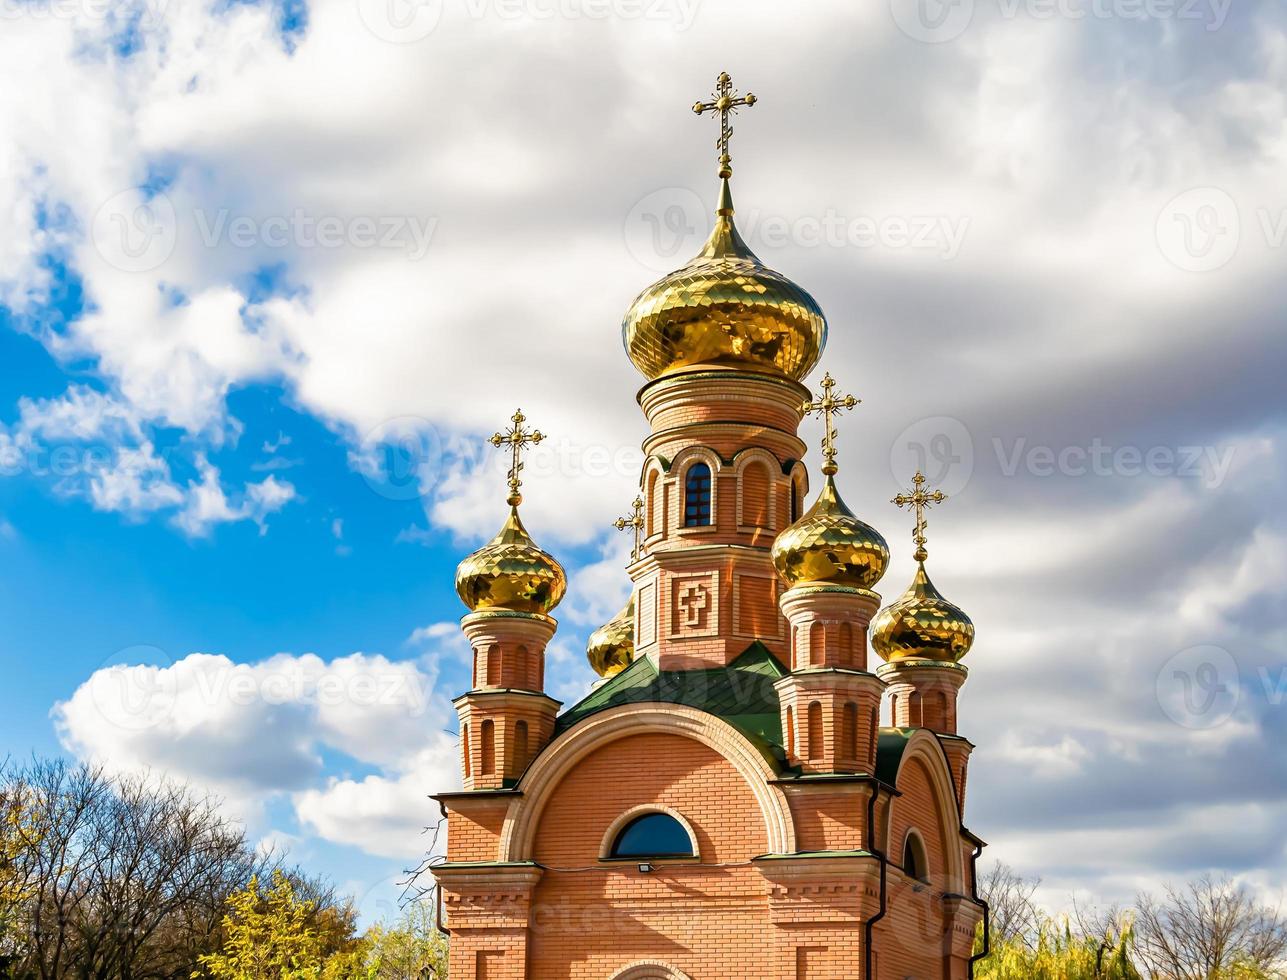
[{"x1": 432, "y1": 72, "x2": 988, "y2": 980}]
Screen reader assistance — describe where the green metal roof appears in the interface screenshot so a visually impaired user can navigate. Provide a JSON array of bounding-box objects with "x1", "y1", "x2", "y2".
[
  {"x1": 555, "y1": 642, "x2": 789, "y2": 767},
  {"x1": 875, "y1": 727, "x2": 916, "y2": 785}
]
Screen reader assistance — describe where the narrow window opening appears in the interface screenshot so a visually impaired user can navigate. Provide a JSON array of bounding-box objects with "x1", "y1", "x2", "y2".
[{"x1": 684, "y1": 463, "x2": 712, "y2": 527}]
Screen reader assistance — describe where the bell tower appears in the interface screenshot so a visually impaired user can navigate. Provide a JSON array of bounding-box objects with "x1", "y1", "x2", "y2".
[
  {"x1": 873, "y1": 472, "x2": 977, "y2": 810},
  {"x1": 585, "y1": 72, "x2": 828, "y2": 678},
  {"x1": 452, "y1": 410, "x2": 565, "y2": 791},
  {"x1": 769, "y1": 373, "x2": 890, "y2": 775}
]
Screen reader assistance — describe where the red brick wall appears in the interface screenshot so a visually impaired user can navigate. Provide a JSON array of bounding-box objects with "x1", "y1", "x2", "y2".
[{"x1": 526, "y1": 731, "x2": 776, "y2": 978}]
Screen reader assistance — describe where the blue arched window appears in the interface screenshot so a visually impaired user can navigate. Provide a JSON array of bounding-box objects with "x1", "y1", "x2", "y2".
[
  {"x1": 610, "y1": 812, "x2": 694, "y2": 858},
  {"x1": 683, "y1": 463, "x2": 712, "y2": 527}
]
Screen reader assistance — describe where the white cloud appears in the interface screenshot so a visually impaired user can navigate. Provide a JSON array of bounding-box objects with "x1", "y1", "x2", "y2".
[
  {"x1": 295, "y1": 739, "x2": 459, "y2": 860},
  {"x1": 6, "y1": 0, "x2": 1287, "y2": 906},
  {"x1": 52, "y1": 649, "x2": 452, "y2": 834}
]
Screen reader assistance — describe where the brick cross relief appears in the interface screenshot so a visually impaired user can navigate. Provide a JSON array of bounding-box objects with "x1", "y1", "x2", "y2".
[{"x1": 677, "y1": 582, "x2": 710, "y2": 629}]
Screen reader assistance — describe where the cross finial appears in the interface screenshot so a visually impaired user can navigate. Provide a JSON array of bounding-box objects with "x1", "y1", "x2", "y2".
[
  {"x1": 692, "y1": 71, "x2": 758, "y2": 179},
  {"x1": 801, "y1": 372, "x2": 860, "y2": 476},
  {"x1": 893, "y1": 471, "x2": 947, "y2": 563},
  {"x1": 489, "y1": 409, "x2": 545, "y2": 507},
  {"x1": 613, "y1": 496, "x2": 646, "y2": 561}
]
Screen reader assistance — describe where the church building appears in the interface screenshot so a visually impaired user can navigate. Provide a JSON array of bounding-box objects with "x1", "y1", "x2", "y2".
[{"x1": 432, "y1": 73, "x2": 988, "y2": 980}]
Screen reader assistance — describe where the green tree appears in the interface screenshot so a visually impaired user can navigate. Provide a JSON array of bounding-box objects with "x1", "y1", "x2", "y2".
[
  {"x1": 360, "y1": 903, "x2": 447, "y2": 980},
  {"x1": 197, "y1": 871, "x2": 327, "y2": 980},
  {"x1": 977, "y1": 915, "x2": 1142, "y2": 980}
]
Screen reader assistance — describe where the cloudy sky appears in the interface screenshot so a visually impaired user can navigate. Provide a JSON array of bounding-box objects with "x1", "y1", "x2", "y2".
[{"x1": 1, "y1": 0, "x2": 1284, "y2": 920}]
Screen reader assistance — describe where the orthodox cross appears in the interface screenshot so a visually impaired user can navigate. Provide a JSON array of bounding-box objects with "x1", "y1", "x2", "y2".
[
  {"x1": 893, "y1": 471, "x2": 947, "y2": 563},
  {"x1": 693, "y1": 71, "x2": 758, "y2": 179},
  {"x1": 801, "y1": 372, "x2": 860, "y2": 476},
  {"x1": 613, "y1": 496, "x2": 646, "y2": 560},
  {"x1": 489, "y1": 409, "x2": 544, "y2": 507}
]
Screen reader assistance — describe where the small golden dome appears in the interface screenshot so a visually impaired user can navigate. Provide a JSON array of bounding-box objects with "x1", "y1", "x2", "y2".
[
  {"x1": 586, "y1": 595, "x2": 635, "y2": 677},
  {"x1": 772, "y1": 476, "x2": 890, "y2": 590},
  {"x1": 622, "y1": 180, "x2": 827, "y2": 381},
  {"x1": 455, "y1": 507, "x2": 567, "y2": 615},
  {"x1": 871, "y1": 563, "x2": 974, "y2": 663}
]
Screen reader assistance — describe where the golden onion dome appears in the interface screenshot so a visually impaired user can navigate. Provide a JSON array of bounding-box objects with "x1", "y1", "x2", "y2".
[
  {"x1": 772, "y1": 475, "x2": 890, "y2": 591},
  {"x1": 586, "y1": 595, "x2": 635, "y2": 677},
  {"x1": 455, "y1": 507, "x2": 567, "y2": 615},
  {"x1": 871, "y1": 563, "x2": 975, "y2": 663},
  {"x1": 622, "y1": 180, "x2": 827, "y2": 381}
]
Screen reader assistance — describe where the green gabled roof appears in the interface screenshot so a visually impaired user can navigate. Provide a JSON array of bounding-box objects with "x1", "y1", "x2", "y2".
[
  {"x1": 875, "y1": 727, "x2": 916, "y2": 785},
  {"x1": 555, "y1": 642, "x2": 789, "y2": 767}
]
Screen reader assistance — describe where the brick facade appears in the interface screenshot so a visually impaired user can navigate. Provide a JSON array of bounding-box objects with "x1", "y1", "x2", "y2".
[{"x1": 433, "y1": 364, "x2": 987, "y2": 978}]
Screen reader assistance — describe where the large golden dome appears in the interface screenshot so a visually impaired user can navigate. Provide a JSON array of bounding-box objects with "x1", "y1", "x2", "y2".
[
  {"x1": 455, "y1": 507, "x2": 567, "y2": 615},
  {"x1": 622, "y1": 181, "x2": 827, "y2": 381},
  {"x1": 772, "y1": 476, "x2": 889, "y2": 591},
  {"x1": 586, "y1": 595, "x2": 635, "y2": 677},
  {"x1": 871, "y1": 563, "x2": 974, "y2": 663}
]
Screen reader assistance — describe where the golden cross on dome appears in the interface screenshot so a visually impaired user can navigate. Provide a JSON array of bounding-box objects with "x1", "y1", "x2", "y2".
[
  {"x1": 693, "y1": 71, "x2": 757, "y2": 179},
  {"x1": 893, "y1": 471, "x2": 947, "y2": 563},
  {"x1": 801, "y1": 372, "x2": 860, "y2": 476},
  {"x1": 613, "y1": 496, "x2": 646, "y2": 560},
  {"x1": 489, "y1": 409, "x2": 545, "y2": 507}
]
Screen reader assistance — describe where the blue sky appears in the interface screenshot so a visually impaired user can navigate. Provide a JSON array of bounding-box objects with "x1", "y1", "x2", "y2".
[{"x1": 2, "y1": 0, "x2": 1286, "y2": 921}]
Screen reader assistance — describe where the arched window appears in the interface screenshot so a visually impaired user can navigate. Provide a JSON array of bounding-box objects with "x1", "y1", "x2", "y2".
[
  {"x1": 683, "y1": 463, "x2": 712, "y2": 527},
  {"x1": 485, "y1": 644, "x2": 500, "y2": 687},
  {"x1": 610, "y1": 812, "x2": 695, "y2": 858},
  {"x1": 516, "y1": 644, "x2": 530, "y2": 690},
  {"x1": 903, "y1": 830, "x2": 929, "y2": 883},
  {"x1": 462, "y1": 723, "x2": 471, "y2": 779},
  {"x1": 480, "y1": 719, "x2": 495, "y2": 775},
  {"x1": 790, "y1": 478, "x2": 801, "y2": 522},
  {"x1": 646, "y1": 470, "x2": 660, "y2": 536},
  {"x1": 843, "y1": 701, "x2": 859, "y2": 761},
  {"x1": 785, "y1": 706, "x2": 796, "y2": 758},
  {"x1": 514, "y1": 720, "x2": 529, "y2": 767},
  {"x1": 808, "y1": 621, "x2": 824, "y2": 667},
  {"x1": 807, "y1": 701, "x2": 823, "y2": 760},
  {"x1": 740, "y1": 460, "x2": 770, "y2": 528}
]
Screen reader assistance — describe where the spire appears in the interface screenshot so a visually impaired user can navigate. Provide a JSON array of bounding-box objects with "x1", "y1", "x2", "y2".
[
  {"x1": 801, "y1": 372, "x2": 861, "y2": 476},
  {"x1": 613, "y1": 496, "x2": 646, "y2": 561},
  {"x1": 489, "y1": 408, "x2": 544, "y2": 507},
  {"x1": 692, "y1": 70, "x2": 758, "y2": 180},
  {"x1": 456, "y1": 408, "x2": 566, "y2": 615},
  {"x1": 873, "y1": 471, "x2": 974, "y2": 664},
  {"x1": 891, "y1": 471, "x2": 946, "y2": 563}
]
